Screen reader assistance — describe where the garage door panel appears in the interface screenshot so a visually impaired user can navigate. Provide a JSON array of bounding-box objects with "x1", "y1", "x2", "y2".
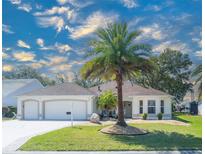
[
  {"x1": 73, "y1": 102, "x2": 86, "y2": 120},
  {"x1": 24, "y1": 100, "x2": 39, "y2": 120},
  {"x1": 45, "y1": 100, "x2": 86, "y2": 120},
  {"x1": 45, "y1": 101, "x2": 71, "y2": 120}
]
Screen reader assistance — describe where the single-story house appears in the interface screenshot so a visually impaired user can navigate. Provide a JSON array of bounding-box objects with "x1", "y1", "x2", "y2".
[
  {"x1": 17, "y1": 81, "x2": 172, "y2": 120},
  {"x1": 3, "y1": 79, "x2": 43, "y2": 107}
]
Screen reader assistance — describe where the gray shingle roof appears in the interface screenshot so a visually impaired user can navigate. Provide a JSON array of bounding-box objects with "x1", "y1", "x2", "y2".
[
  {"x1": 20, "y1": 82, "x2": 96, "y2": 96},
  {"x1": 89, "y1": 81, "x2": 169, "y2": 97}
]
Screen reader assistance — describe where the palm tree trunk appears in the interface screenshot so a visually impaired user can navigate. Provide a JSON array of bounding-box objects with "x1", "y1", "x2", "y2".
[{"x1": 116, "y1": 72, "x2": 127, "y2": 127}]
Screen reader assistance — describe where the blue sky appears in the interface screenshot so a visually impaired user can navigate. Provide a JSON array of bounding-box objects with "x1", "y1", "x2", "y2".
[{"x1": 2, "y1": 0, "x2": 202, "y2": 81}]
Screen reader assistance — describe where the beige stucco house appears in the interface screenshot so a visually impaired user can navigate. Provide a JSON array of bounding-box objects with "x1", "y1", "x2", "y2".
[{"x1": 17, "y1": 81, "x2": 172, "y2": 120}]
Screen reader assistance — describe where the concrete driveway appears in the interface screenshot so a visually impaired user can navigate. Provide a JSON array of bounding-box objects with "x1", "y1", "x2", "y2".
[{"x1": 3, "y1": 120, "x2": 88, "y2": 150}]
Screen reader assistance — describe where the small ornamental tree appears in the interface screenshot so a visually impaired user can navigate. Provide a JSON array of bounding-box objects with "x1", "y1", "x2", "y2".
[{"x1": 97, "y1": 90, "x2": 117, "y2": 113}]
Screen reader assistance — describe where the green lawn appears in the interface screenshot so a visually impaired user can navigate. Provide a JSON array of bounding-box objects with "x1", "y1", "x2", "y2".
[
  {"x1": 2, "y1": 117, "x2": 13, "y2": 121},
  {"x1": 20, "y1": 114, "x2": 202, "y2": 151}
]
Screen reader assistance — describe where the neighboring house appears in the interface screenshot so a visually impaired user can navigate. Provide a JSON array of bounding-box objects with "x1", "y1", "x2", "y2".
[
  {"x1": 17, "y1": 81, "x2": 172, "y2": 120},
  {"x1": 180, "y1": 84, "x2": 201, "y2": 115},
  {"x1": 3, "y1": 79, "x2": 43, "y2": 107}
]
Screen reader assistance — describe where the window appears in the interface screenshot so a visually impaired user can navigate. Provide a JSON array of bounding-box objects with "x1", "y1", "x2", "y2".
[
  {"x1": 160, "y1": 100, "x2": 164, "y2": 113},
  {"x1": 148, "y1": 100, "x2": 156, "y2": 114},
  {"x1": 139, "y1": 100, "x2": 143, "y2": 114}
]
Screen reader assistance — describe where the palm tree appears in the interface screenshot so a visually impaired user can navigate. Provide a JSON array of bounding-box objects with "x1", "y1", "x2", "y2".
[
  {"x1": 192, "y1": 64, "x2": 202, "y2": 101},
  {"x1": 80, "y1": 22, "x2": 151, "y2": 127}
]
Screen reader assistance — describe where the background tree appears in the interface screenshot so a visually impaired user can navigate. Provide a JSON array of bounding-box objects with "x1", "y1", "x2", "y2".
[
  {"x1": 80, "y1": 22, "x2": 151, "y2": 126},
  {"x1": 3, "y1": 66, "x2": 56, "y2": 86},
  {"x1": 73, "y1": 73, "x2": 103, "y2": 88},
  {"x1": 134, "y1": 48, "x2": 193, "y2": 103},
  {"x1": 192, "y1": 64, "x2": 202, "y2": 101},
  {"x1": 97, "y1": 90, "x2": 117, "y2": 117},
  {"x1": 55, "y1": 73, "x2": 66, "y2": 84}
]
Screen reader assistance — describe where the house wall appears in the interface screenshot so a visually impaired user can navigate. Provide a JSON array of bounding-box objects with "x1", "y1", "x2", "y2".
[
  {"x1": 17, "y1": 94, "x2": 172, "y2": 120},
  {"x1": 17, "y1": 95, "x2": 95, "y2": 120},
  {"x1": 132, "y1": 95, "x2": 172, "y2": 120},
  {"x1": 198, "y1": 102, "x2": 202, "y2": 115}
]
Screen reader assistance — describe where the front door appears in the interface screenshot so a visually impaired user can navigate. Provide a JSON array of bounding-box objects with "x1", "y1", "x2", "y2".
[{"x1": 124, "y1": 101, "x2": 132, "y2": 118}]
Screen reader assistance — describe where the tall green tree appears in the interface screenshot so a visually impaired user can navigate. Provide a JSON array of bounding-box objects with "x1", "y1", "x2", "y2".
[
  {"x1": 192, "y1": 64, "x2": 202, "y2": 101},
  {"x1": 80, "y1": 22, "x2": 151, "y2": 126},
  {"x1": 3, "y1": 66, "x2": 56, "y2": 86},
  {"x1": 134, "y1": 48, "x2": 193, "y2": 103},
  {"x1": 73, "y1": 73, "x2": 103, "y2": 88}
]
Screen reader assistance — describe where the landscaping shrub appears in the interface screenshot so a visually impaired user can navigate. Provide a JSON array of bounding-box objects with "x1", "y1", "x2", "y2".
[
  {"x1": 2, "y1": 107, "x2": 9, "y2": 117},
  {"x1": 5, "y1": 106, "x2": 17, "y2": 118},
  {"x1": 142, "y1": 113, "x2": 147, "y2": 120},
  {"x1": 157, "y1": 113, "x2": 163, "y2": 120}
]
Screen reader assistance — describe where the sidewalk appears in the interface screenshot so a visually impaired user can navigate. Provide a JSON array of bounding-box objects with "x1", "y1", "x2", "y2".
[{"x1": 2, "y1": 150, "x2": 202, "y2": 154}]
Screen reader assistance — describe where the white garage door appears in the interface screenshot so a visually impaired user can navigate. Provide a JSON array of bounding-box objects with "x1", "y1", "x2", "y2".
[
  {"x1": 44, "y1": 100, "x2": 86, "y2": 120},
  {"x1": 24, "y1": 100, "x2": 39, "y2": 120}
]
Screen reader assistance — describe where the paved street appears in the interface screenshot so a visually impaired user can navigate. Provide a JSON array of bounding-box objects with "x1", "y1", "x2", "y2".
[{"x1": 3, "y1": 150, "x2": 202, "y2": 154}]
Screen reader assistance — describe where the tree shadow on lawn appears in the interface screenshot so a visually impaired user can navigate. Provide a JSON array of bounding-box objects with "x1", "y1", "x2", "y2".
[
  {"x1": 108, "y1": 130, "x2": 202, "y2": 150},
  {"x1": 173, "y1": 116, "x2": 190, "y2": 123}
]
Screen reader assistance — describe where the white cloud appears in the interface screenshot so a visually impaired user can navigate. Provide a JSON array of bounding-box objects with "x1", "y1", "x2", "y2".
[
  {"x1": 153, "y1": 40, "x2": 190, "y2": 53},
  {"x1": 144, "y1": 5, "x2": 162, "y2": 12},
  {"x1": 57, "y1": 0, "x2": 93, "y2": 8},
  {"x1": 175, "y1": 13, "x2": 192, "y2": 22},
  {"x1": 34, "y1": 6, "x2": 76, "y2": 33},
  {"x1": 17, "y1": 40, "x2": 31, "y2": 49},
  {"x1": 13, "y1": 51, "x2": 36, "y2": 62},
  {"x1": 8, "y1": 0, "x2": 32, "y2": 13},
  {"x1": 36, "y1": 56, "x2": 69, "y2": 67},
  {"x1": 49, "y1": 64, "x2": 72, "y2": 72},
  {"x1": 8, "y1": 0, "x2": 21, "y2": 5},
  {"x1": 55, "y1": 43, "x2": 72, "y2": 53},
  {"x1": 70, "y1": 60, "x2": 86, "y2": 65},
  {"x1": 36, "y1": 16, "x2": 65, "y2": 33},
  {"x1": 121, "y1": 0, "x2": 139, "y2": 8},
  {"x1": 47, "y1": 56, "x2": 68, "y2": 65},
  {"x1": 30, "y1": 63, "x2": 43, "y2": 69},
  {"x1": 3, "y1": 64, "x2": 14, "y2": 72},
  {"x1": 2, "y1": 24, "x2": 14, "y2": 34},
  {"x1": 70, "y1": 11, "x2": 118, "y2": 39},
  {"x1": 36, "y1": 38, "x2": 44, "y2": 47},
  {"x1": 18, "y1": 3, "x2": 32, "y2": 12},
  {"x1": 57, "y1": 0, "x2": 68, "y2": 5},
  {"x1": 2, "y1": 52, "x2": 10, "y2": 59},
  {"x1": 39, "y1": 42, "x2": 72, "y2": 53},
  {"x1": 128, "y1": 17, "x2": 143, "y2": 29},
  {"x1": 2, "y1": 48, "x2": 11, "y2": 52},
  {"x1": 195, "y1": 51, "x2": 202, "y2": 58},
  {"x1": 34, "y1": 6, "x2": 74, "y2": 20},
  {"x1": 190, "y1": 27, "x2": 202, "y2": 48},
  {"x1": 39, "y1": 46, "x2": 54, "y2": 51},
  {"x1": 138, "y1": 23, "x2": 166, "y2": 41},
  {"x1": 144, "y1": 1, "x2": 174, "y2": 12},
  {"x1": 192, "y1": 38, "x2": 202, "y2": 48}
]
